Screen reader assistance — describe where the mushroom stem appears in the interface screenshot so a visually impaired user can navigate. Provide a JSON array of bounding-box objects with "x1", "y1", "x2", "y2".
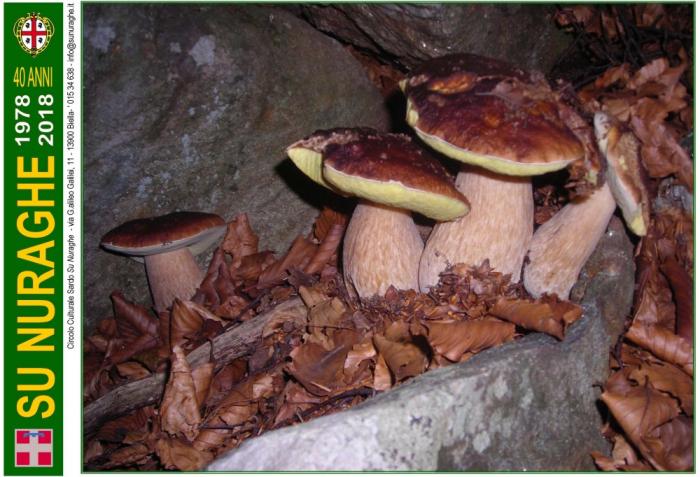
[
  {"x1": 145, "y1": 248, "x2": 204, "y2": 312},
  {"x1": 419, "y1": 166, "x2": 533, "y2": 292},
  {"x1": 343, "y1": 201, "x2": 424, "y2": 299},
  {"x1": 523, "y1": 182, "x2": 616, "y2": 299}
]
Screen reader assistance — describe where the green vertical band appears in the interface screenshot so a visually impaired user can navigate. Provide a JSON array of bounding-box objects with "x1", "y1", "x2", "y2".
[{"x1": 4, "y1": 3, "x2": 63, "y2": 475}]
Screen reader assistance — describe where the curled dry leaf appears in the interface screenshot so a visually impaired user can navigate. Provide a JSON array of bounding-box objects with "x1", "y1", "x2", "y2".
[
  {"x1": 160, "y1": 346, "x2": 202, "y2": 441},
  {"x1": 170, "y1": 299, "x2": 204, "y2": 350},
  {"x1": 222, "y1": 213, "x2": 259, "y2": 268},
  {"x1": 625, "y1": 320, "x2": 693, "y2": 376},
  {"x1": 427, "y1": 320, "x2": 515, "y2": 362},
  {"x1": 257, "y1": 235, "x2": 317, "y2": 287},
  {"x1": 373, "y1": 354, "x2": 392, "y2": 391},
  {"x1": 644, "y1": 415, "x2": 693, "y2": 471},
  {"x1": 111, "y1": 291, "x2": 158, "y2": 338},
  {"x1": 305, "y1": 222, "x2": 345, "y2": 274},
  {"x1": 601, "y1": 384, "x2": 681, "y2": 470},
  {"x1": 155, "y1": 436, "x2": 213, "y2": 471},
  {"x1": 592, "y1": 434, "x2": 651, "y2": 471},
  {"x1": 312, "y1": 207, "x2": 348, "y2": 242},
  {"x1": 287, "y1": 342, "x2": 350, "y2": 396},
  {"x1": 115, "y1": 361, "x2": 151, "y2": 381},
  {"x1": 103, "y1": 443, "x2": 152, "y2": 469},
  {"x1": 96, "y1": 407, "x2": 152, "y2": 443},
  {"x1": 628, "y1": 362, "x2": 692, "y2": 415},
  {"x1": 372, "y1": 335, "x2": 427, "y2": 382},
  {"x1": 659, "y1": 258, "x2": 692, "y2": 342},
  {"x1": 272, "y1": 381, "x2": 323, "y2": 427},
  {"x1": 490, "y1": 297, "x2": 582, "y2": 340},
  {"x1": 191, "y1": 361, "x2": 215, "y2": 409}
]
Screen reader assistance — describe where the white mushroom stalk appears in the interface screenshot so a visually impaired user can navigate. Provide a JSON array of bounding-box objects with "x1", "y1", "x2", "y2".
[{"x1": 420, "y1": 167, "x2": 533, "y2": 290}]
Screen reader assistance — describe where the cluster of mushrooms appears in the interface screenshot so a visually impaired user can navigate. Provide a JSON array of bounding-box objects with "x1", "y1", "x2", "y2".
[{"x1": 101, "y1": 53, "x2": 649, "y2": 315}]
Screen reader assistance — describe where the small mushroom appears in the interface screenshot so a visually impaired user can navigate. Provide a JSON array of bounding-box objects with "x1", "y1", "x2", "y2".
[
  {"x1": 594, "y1": 112, "x2": 650, "y2": 236},
  {"x1": 401, "y1": 54, "x2": 585, "y2": 291},
  {"x1": 287, "y1": 128, "x2": 469, "y2": 299},
  {"x1": 101, "y1": 211, "x2": 226, "y2": 312},
  {"x1": 523, "y1": 112, "x2": 649, "y2": 299}
]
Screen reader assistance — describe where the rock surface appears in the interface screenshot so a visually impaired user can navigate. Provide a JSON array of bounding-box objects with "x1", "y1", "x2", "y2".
[
  {"x1": 298, "y1": 4, "x2": 572, "y2": 73},
  {"x1": 209, "y1": 217, "x2": 634, "y2": 471},
  {"x1": 84, "y1": 5, "x2": 387, "y2": 328}
]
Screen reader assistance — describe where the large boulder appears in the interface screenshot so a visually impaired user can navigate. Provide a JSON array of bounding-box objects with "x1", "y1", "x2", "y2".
[
  {"x1": 84, "y1": 5, "x2": 388, "y2": 328},
  {"x1": 297, "y1": 4, "x2": 571, "y2": 73},
  {"x1": 209, "y1": 217, "x2": 634, "y2": 471}
]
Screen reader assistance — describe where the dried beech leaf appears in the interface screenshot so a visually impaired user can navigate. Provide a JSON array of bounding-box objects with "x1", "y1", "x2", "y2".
[
  {"x1": 659, "y1": 258, "x2": 692, "y2": 342},
  {"x1": 628, "y1": 362, "x2": 692, "y2": 415},
  {"x1": 257, "y1": 235, "x2": 317, "y2": 287},
  {"x1": 115, "y1": 361, "x2": 151, "y2": 381},
  {"x1": 160, "y1": 346, "x2": 202, "y2": 441},
  {"x1": 104, "y1": 443, "x2": 152, "y2": 469},
  {"x1": 305, "y1": 223, "x2": 345, "y2": 274},
  {"x1": 222, "y1": 213, "x2": 259, "y2": 268},
  {"x1": 373, "y1": 354, "x2": 392, "y2": 391},
  {"x1": 427, "y1": 320, "x2": 515, "y2": 361},
  {"x1": 111, "y1": 291, "x2": 158, "y2": 338},
  {"x1": 312, "y1": 207, "x2": 348, "y2": 242},
  {"x1": 170, "y1": 299, "x2": 204, "y2": 350},
  {"x1": 626, "y1": 320, "x2": 693, "y2": 375},
  {"x1": 592, "y1": 434, "x2": 651, "y2": 471},
  {"x1": 155, "y1": 436, "x2": 213, "y2": 471},
  {"x1": 96, "y1": 407, "x2": 151, "y2": 443},
  {"x1": 373, "y1": 335, "x2": 427, "y2": 382},
  {"x1": 191, "y1": 361, "x2": 215, "y2": 409},
  {"x1": 490, "y1": 298, "x2": 568, "y2": 340},
  {"x1": 272, "y1": 381, "x2": 323, "y2": 427},
  {"x1": 602, "y1": 385, "x2": 681, "y2": 470},
  {"x1": 288, "y1": 342, "x2": 350, "y2": 396},
  {"x1": 644, "y1": 415, "x2": 693, "y2": 471}
]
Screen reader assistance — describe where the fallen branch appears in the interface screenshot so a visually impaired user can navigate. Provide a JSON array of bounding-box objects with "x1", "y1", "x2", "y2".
[{"x1": 84, "y1": 298, "x2": 307, "y2": 436}]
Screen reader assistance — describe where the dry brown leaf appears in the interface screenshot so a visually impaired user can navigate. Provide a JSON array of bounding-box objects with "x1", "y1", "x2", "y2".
[
  {"x1": 272, "y1": 381, "x2": 323, "y2": 427},
  {"x1": 287, "y1": 342, "x2": 350, "y2": 396},
  {"x1": 427, "y1": 320, "x2": 515, "y2": 362},
  {"x1": 257, "y1": 235, "x2": 317, "y2": 287},
  {"x1": 628, "y1": 362, "x2": 692, "y2": 415},
  {"x1": 592, "y1": 434, "x2": 651, "y2": 471},
  {"x1": 305, "y1": 223, "x2": 345, "y2": 274},
  {"x1": 626, "y1": 320, "x2": 693, "y2": 376},
  {"x1": 191, "y1": 361, "x2": 215, "y2": 409},
  {"x1": 659, "y1": 258, "x2": 692, "y2": 342},
  {"x1": 222, "y1": 213, "x2": 259, "y2": 268},
  {"x1": 160, "y1": 346, "x2": 202, "y2": 441},
  {"x1": 490, "y1": 298, "x2": 569, "y2": 340},
  {"x1": 111, "y1": 291, "x2": 158, "y2": 338},
  {"x1": 170, "y1": 299, "x2": 204, "y2": 350},
  {"x1": 155, "y1": 436, "x2": 213, "y2": 471},
  {"x1": 104, "y1": 443, "x2": 152, "y2": 469},
  {"x1": 373, "y1": 354, "x2": 392, "y2": 391},
  {"x1": 601, "y1": 384, "x2": 681, "y2": 470},
  {"x1": 373, "y1": 335, "x2": 427, "y2": 382},
  {"x1": 96, "y1": 407, "x2": 151, "y2": 443},
  {"x1": 115, "y1": 361, "x2": 151, "y2": 381},
  {"x1": 644, "y1": 415, "x2": 693, "y2": 471}
]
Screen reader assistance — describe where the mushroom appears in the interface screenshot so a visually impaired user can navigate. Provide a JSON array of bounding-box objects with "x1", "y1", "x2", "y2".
[
  {"x1": 594, "y1": 112, "x2": 650, "y2": 236},
  {"x1": 400, "y1": 54, "x2": 585, "y2": 291},
  {"x1": 101, "y1": 211, "x2": 226, "y2": 312},
  {"x1": 287, "y1": 128, "x2": 469, "y2": 299},
  {"x1": 523, "y1": 112, "x2": 649, "y2": 299}
]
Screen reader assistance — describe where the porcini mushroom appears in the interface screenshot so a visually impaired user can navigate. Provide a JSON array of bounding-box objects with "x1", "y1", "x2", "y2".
[
  {"x1": 287, "y1": 128, "x2": 470, "y2": 299},
  {"x1": 594, "y1": 112, "x2": 650, "y2": 236},
  {"x1": 101, "y1": 211, "x2": 226, "y2": 311},
  {"x1": 400, "y1": 54, "x2": 585, "y2": 291},
  {"x1": 523, "y1": 112, "x2": 649, "y2": 299}
]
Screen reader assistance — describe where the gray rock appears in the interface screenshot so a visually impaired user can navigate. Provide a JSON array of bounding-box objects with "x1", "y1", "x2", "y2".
[
  {"x1": 209, "y1": 217, "x2": 634, "y2": 471},
  {"x1": 84, "y1": 5, "x2": 387, "y2": 328},
  {"x1": 299, "y1": 4, "x2": 572, "y2": 73}
]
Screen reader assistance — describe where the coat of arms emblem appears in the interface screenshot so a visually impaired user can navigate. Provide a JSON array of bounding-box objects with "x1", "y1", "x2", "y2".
[{"x1": 14, "y1": 13, "x2": 54, "y2": 57}]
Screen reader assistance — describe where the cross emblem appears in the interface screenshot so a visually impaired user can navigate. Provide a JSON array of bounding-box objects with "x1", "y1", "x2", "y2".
[{"x1": 22, "y1": 15, "x2": 48, "y2": 50}]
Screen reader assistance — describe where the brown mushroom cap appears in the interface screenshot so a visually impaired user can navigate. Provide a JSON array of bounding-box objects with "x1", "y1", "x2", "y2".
[
  {"x1": 101, "y1": 211, "x2": 226, "y2": 257},
  {"x1": 402, "y1": 54, "x2": 584, "y2": 176},
  {"x1": 321, "y1": 131, "x2": 470, "y2": 221}
]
